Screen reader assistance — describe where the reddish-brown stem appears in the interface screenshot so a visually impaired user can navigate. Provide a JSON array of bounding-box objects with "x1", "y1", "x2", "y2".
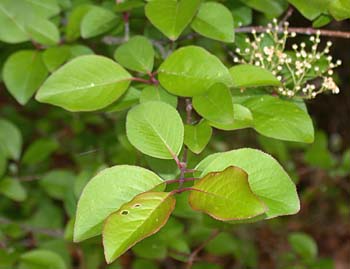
[
  {"x1": 165, "y1": 178, "x2": 199, "y2": 185},
  {"x1": 130, "y1": 77, "x2": 153, "y2": 84},
  {"x1": 235, "y1": 26, "x2": 350, "y2": 39},
  {"x1": 170, "y1": 187, "x2": 198, "y2": 195}
]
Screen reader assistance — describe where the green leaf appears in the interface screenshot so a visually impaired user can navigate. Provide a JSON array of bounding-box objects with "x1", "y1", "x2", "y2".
[
  {"x1": 39, "y1": 170, "x2": 75, "y2": 200},
  {"x1": 114, "y1": 36, "x2": 155, "y2": 73},
  {"x1": 158, "y1": 46, "x2": 232, "y2": 97},
  {"x1": 244, "y1": 0, "x2": 288, "y2": 17},
  {"x1": 139, "y1": 85, "x2": 178, "y2": 108},
  {"x1": 288, "y1": 0, "x2": 330, "y2": 20},
  {"x1": 195, "y1": 148, "x2": 300, "y2": 219},
  {"x1": 184, "y1": 120, "x2": 212, "y2": 154},
  {"x1": 242, "y1": 95, "x2": 314, "y2": 143},
  {"x1": 288, "y1": 232, "x2": 318, "y2": 260},
  {"x1": 115, "y1": 0, "x2": 144, "y2": 12},
  {"x1": 24, "y1": 0, "x2": 60, "y2": 18},
  {"x1": 192, "y1": 83, "x2": 234, "y2": 125},
  {"x1": 191, "y1": 2, "x2": 234, "y2": 43},
  {"x1": 328, "y1": 0, "x2": 350, "y2": 20},
  {"x1": 106, "y1": 86, "x2": 141, "y2": 112},
  {"x1": 103, "y1": 191, "x2": 176, "y2": 263},
  {"x1": 81, "y1": 6, "x2": 118, "y2": 38},
  {"x1": 0, "y1": 148, "x2": 6, "y2": 178},
  {"x1": 209, "y1": 104, "x2": 253, "y2": 131},
  {"x1": 25, "y1": 17, "x2": 60, "y2": 46},
  {"x1": 126, "y1": 101, "x2": 184, "y2": 159},
  {"x1": 19, "y1": 249, "x2": 66, "y2": 269},
  {"x1": 0, "y1": 119, "x2": 22, "y2": 160},
  {"x1": 189, "y1": 166, "x2": 267, "y2": 220},
  {"x1": 304, "y1": 131, "x2": 335, "y2": 169},
  {"x1": 3, "y1": 50, "x2": 49, "y2": 105},
  {"x1": 0, "y1": 177, "x2": 27, "y2": 202},
  {"x1": 230, "y1": 64, "x2": 281, "y2": 88},
  {"x1": 65, "y1": 4, "x2": 92, "y2": 42},
  {"x1": 74, "y1": 165, "x2": 164, "y2": 242},
  {"x1": 145, "y1": 0, "x2": 201, "y2": 40},
  {"x1": 36, "y1": 55, "x2": 131, "y2": 112},
  {"x1": 0, "y1": 0, "x2": 30, "y2": 43},
  {"x1": 43, "y1": 46, "x2": 71, "y2": 72},
  {"x1": 22, "y1": 138, "x2": 58, "y2": 165}
]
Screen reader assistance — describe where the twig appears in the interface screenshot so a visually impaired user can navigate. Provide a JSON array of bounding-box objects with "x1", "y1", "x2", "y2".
[
  {"x1": 0, "y1": 217, "x2": 64, "y2": 238},
  {"x1": 186, "y1": 230, "x2": 220, "y2": 269},
  {"x1": 235, "y1": 26, "x2": 350, "y2": 39},
  {"x1": 279, "y1": 6, "x2": 294, "y2": 26},
  {"x1": 178, "y1": 99, "x2": 193, "y2": 188},
  {"x1": 165, "y1": 177, "x2": 198, "y2": 185},
  {"x1": 122, "y1": 12, "x2": 130, "y2": 41}
]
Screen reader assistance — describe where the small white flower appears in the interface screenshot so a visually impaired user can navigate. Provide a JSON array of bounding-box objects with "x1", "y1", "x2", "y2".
[
  {"x1": 310, "y1": 36, "x2": 315, "y2": 41},
  {"x1": 277, "y1": 76, "x2": 282, "y2": 81},
  {"x1": 316, "y1": 30, "x2": 321, "y2": 35},
  {"x1": 327, "y1": 56, "x2": 332, "y2": 61},
  {"x1": 314, "y1": 66, "x2": 319, "y2": 72},
  {"x1": 291, "y1": 32, "x2": 296, "y2": 37},
  {"x1": 301, "y1": 42, "x2": 306, "y2": 48},
  {"x1": 292, "y1": 44, "x2": 298, "y2": 50},
  {"x1": 312, "y1": 92, "x2": 317, "y2": 97},
  {"x1": 255, "y1": 61, "x2": 260, "y2": 66},
  {"x1": 277, "y1": 66, "x2": 283, "y2": 71},
  {"x1": 328, "y1": 70, "x2": 334, "y2": 75},
  {"x1": 273, "y1": 18, "x2": 277, "y2": 23},
  {"x1": 235, "y1": 48, "x2": 241, "y2": 53},
  {"x1": 245, "y1": 48, "x2": 250, "y2": 53},
  {"x1": 234, "y1": 57, "x2": 239, "y2": 63},
  {"x1": 252, "y1": 29, "x2": 256, "y2": 34},
  {"x1": 336, "y1": 60, "x2": 342, "y2": 65},
  {"x1": 327, "y1": 41, "x2": 332, "y2": 47}
]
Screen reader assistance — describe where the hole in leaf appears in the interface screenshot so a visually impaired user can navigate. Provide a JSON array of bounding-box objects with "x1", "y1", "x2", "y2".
[
  {"x1": 120, "y1": 210, "x2": 129, "y2": 215},
  {"x1": 133, "y1": 204, "x2": 141, "y2": 208}
]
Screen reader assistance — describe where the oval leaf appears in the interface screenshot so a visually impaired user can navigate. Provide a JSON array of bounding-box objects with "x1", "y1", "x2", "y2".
[
  {"x1": 0, "y1": 177, "x2": 27, "y2": 202},
  {"x1": 139, "y1": 85, "x2": 178, "y2": 108},
  {"x1": 184, "y1": 120, "x2": 212, "y2": 154},
  {"x1": 114, "y1": 36, "x2": 155, "y2": 73},
  {"x1": 189, "y1": 166, "x2": 266, "y2": 220},
  {"x1": 145, "y1": 0, "x2": 201, "y2": 40},
  {"x1": 3, "y1": 50, "x2": 49, "y2": 105},
  {"x1": 126, "y1": 101, "x2": 184, "y2": 159},
  {"x1": 195, "y1": 148, "x2": 300, "y2": 219},
  {"x1": 191, "y1": 2, "x2": 234, "y2": 43},
  {"x1": 103, "y1": 191, "x2": 176, "y2": 263},
  {"x1": 35, "y1": 55, "x2": 131, "y2": 111},
  {"x1": 230, "y1": 64, "x2": 281, "y2": 88},
  {"x1": 192, "y1": 83, "x2": 234, "y2": 125},
  {"x1": 74, "y1": 165, "x2": 164, "y2": 242},
  {"x1": 242, "y1": 95, "x2": 314, "y2": 143},
  {"x1": 158, "y1": 46, "x2": 232, "y2": 97},
  {"x1": 19, "y1": 249, "x2": 66, "y2": 269},
  {"x1": 0, "y1": 118, "x2": 22, "y2": 160},
  {"x1": 81, "y1": 6, "x2": 118, "y2": 38}
]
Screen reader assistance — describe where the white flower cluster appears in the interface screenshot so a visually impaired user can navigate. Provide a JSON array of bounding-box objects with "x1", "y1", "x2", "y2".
[{"x1": 233, "y1": 19, "x2": 342, "y2": 99}]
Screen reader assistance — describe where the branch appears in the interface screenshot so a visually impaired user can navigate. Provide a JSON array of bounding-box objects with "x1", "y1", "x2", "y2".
[
  {"x1": 186, "y1": 230, "x2": 220, "y2": 269},
  {"x1": 235, "y1": 26, "x2": 350, "y2": 39}
]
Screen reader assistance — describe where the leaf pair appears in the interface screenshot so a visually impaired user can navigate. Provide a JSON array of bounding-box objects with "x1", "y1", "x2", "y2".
[
  {"x1": 145, "y1": 0, "x2": 234, "y2": 42},
  {"x1": 73, "y1": 165, "x2": 175, "y2": 264}
]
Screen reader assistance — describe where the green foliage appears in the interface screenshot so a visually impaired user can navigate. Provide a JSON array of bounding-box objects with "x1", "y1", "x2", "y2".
[
  {"x1": 189, "y1": 166, "x2": 266, "y2": 220},
  {"x1": 114, "y1": 36, "x2": 155, "y2": 73},
  {"x1": 145, "y1": 0, "x2": 201, "y2": 40},
  {"x1": 158, "y1": 46, "x2": 232, "y2": 97},
  {"x1": 126, "y1": 101, "x2": 184, "y2": 159},
  {"x1": 191, "y1": 2, "x2": 234, "y2": 43},
  {"x1": 36, "y1": 55, "x2": 131, "y2": 111},
  {"x1": 103, "y1": 192, "x2": 175, "y2": 263},
  {"x1": 0, "y1": 0, "x2": 347, "y2": 268}
]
